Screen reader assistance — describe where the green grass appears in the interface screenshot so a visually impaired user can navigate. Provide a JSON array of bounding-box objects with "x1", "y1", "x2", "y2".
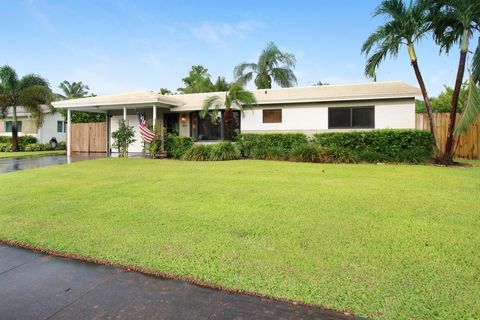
[
  {"x1": 0, "y1": 150, "x2": 66, "y2": 158},
  {"x1": 0, "y1": 159, "x2": 479, "y2": 319}
]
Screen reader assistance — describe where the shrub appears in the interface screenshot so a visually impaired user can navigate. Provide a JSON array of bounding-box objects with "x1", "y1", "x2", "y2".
[
  {"x1": 250, "y1": 146, "x2": 288, "y2": 160},
  {"x1": 209, "y1": 141, "x2": 240, "y2": 161},
  {"x1": 165, "y1": 134, "x2": 194, "y2": 159},
  {"x1": 358, "y1": 149, "x2": 385, "y2": 163},
  {"x1": 111, "y1": 120, "x2": 136, "y2": 157},
  {"x1": 289, "y1": 144, "x2": 321, "y2": 162},
  {"x1": 0, "y1": 135, "x2": 38, "y2": 151},
  {"x1": 328, "y1": 147, "x2": 358, "y2": 164},
  {"x1": 58, "y1": 141, "x2": 66, "y2": 150},
  {"x1": 182, "y1": 144, "x2": 212, "y2": 161},
  {"x1": 236, "y1": 133, "x2": 308, "y2": 158},
  {"x1": 0, "y1": 143, "x2": 12, "y2": 152},
  {"x1": 23, "y1": 143, "x2": 53, "y2": 152},
  {"x1": 289, "y1": 144, "x2": 358, "y2": 163},
  {"x1": 313, "y1": 130, "x2": 433, "y2": 163}
]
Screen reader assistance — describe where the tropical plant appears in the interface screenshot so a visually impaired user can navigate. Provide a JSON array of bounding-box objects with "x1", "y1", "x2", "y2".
[
  {"x1": 57, "y1": 81, "x2": 90, "y2": 99},
  {"x1": 427, "y1": 0, "x2": 480, "y2": 162},
  {"x1": 0, "y1": 65, "x2": 53, "y2": 151},
  {"x1": 111, "y1": 119, "x2": 135, "y2": 157},
  {"x1": 454, "y1": 77, "x2": 480, "y2": 134},
  {"x1": 159, "y1": 87, "x2": 173, "y2": 95},
  {"x1": 177, "y1": 65, "x2": 214, "y2": 94},
  {"x1": 313, "y1": 81, "x2": 330, "y2": 86},
  {"x1": 361, "y1": 0, "x2": 440, "y2": 156},
  {"x1": 415, "y1": 81, "x2": 469, "y2": 113},
  {"x1": 56, "y1": 80, "x2": 104, "y2": 123},
  {"x1": 234, "y1": 42, "x2": 297, "y2": 89},
  {"x1": 201, "y1": 82, "x2": 256, "y2": 140},
  {"x1": 212, "y1": 76, "x2": 231, "y2": 91}
]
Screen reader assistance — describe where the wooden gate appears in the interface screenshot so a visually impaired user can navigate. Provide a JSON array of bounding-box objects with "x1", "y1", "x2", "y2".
[
  {"x1": 71, "y1": 122, "x2": 107, "y2": 153},
  {"x1": 416, "y1": 113, "x2": 480, "y2": 159}
]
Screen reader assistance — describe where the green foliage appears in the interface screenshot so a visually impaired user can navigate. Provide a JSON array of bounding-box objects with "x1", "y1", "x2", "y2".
[
  {"x1": 313, "y1": 130, "x2": 433, "y2": 163},
  {"x1": 250, "y1": 146, "x2": 288, "y2": 160},
  {"x1": 111, "y1": 120, "x2": 135, "y2": 157},
  {"x1": 182, "y1": 144, "x2": 213, "y2": 161},
  {"x1": 0, "y1": 143, "x2": 11, "y2": 152},
  {"x1": 454, "y1": 78, "x2": 480, "y2": 135},
  {"x1": 209, "y1": 141, "x2": 240, "y2": 161},
  {"x1": 177, "y1": 65, "x2": 214, "y2": 94},
  {"x1": 57, "y1": 80, "x2": 91, "y2": 99},
  {"x1": 289, "y1": 144, "x2": 358, "y2": 163},
  {"x1": 234, "y1": 42, "x2": 297, "y2": 89},
  {"x1": 289, "y1": 144, "x2": 322, "y2": 162},
  {"x1": 236, "y1": 133, "x2": 308, "y2": 158},
  {"x1": 23, "y1": 143, "x2": 53, "y2": 152},
  {"x1": 57, "y1": 109, "x2": 106, "y2": 123},
  {"x1": 164, "y1": 134, "x2": 194, "y2": 159},
  {"x1": 0, "y1": 135, "x2": 38, "y2": 151},
  {"x1": 416, "y1": 81, "x2": 469, "y2": 113},
  {"x1": 58, "y1": 141, "x2": 66, "y2": 150},
  {"x1": 147, "y1": 126, "x2": 167, "y2": 158}
]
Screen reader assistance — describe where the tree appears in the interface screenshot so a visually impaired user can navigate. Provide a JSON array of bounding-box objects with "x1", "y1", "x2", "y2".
[
  {"x1": 111, "y1": 119, "x2": 135, "y2": 157},
  {"x1": 0, "y1": 65, "x2": 53, "y2": 151},
  {"x1": 428, "y1": 0, "x2": 480, "y2": 162},
  {"x1": 159, "y1": 88, "x2": 173, "y2": 95},
  {"x1": 234, "y1": 42, "x2": 297, "y2": 89},
  {"x1": 313, "y1": 81, "x2": 330, "y2": 86},
  {"x1": 177, "y1": 65, "x2": 214, "y2": 93},
  {"x1": 56, "y1": 80, "x2": 105, "y2": 123},
  {"x1": 212, "y1": 76, "x2": 231, "y2": 91},
  {"x1": 201, "y1": 83, "x2": 256, "y2": 140},
  {"x1": 455, "y1": 77, "x2": 480, "y2": 134},
  {"x1": 415, "y1": 81, "x2": 469, "y2": 113},
  {"x1": 361, "y1": 0, "x2": 440, "y2": 157},
  {"x1": 57, "y1": 81, "x2": 90, "y2": 99}
]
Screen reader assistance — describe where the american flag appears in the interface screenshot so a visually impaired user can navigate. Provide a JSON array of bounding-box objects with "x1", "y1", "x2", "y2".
[{"x1": 138, "y1": 114, "x2": 155, "y2": 144}]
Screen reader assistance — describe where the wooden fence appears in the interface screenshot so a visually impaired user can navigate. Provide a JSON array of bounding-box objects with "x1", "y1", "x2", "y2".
[
  {"x1": 416, "y1": 113, "x2": 480, "y2": 159},
  {"x1": 71, "y1": 122, "x2": 107, "y2": 153}
]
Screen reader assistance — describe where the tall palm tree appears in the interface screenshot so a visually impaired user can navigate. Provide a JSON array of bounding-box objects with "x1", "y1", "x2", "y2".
[
  {"x1": 428, "y1": 0, "x2": 480, "y2": 162},
  {"x1": 177, "y1": 65, "x2": 214, "y2": 94},
  {"x1": 201, "y1": 83, "x2": 256, "y2": 140},
  {"x1": 361, "y1": 0, "x2": 440, "y2": 156},
  {"x1": 234, "y1": 42, "x2": 297, "y2": 89},
  {"x1": 0, "y1": 65, "x2": 53, "y2": 151},
  {"x1": 57, "y1": 80, "x2": 90, "y2": 99}
]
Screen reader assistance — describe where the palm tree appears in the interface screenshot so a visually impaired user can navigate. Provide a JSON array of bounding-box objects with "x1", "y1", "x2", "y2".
[
  {"x1": 0, "y1": 65, "x2": 53, "y2": 151},
  {"x1": 361, "y1": 0, "x2": 440, "y2": 156},
  {"x1": 178, "y1": 65, "x2": 214, "y2": 94},
  {"x1": 428, "y1": 0, "x2": 480, "y2": 162},
  {"x1": 212, "y1": 76, "x2": 231, "y2": 92},
  {"x1": 234, "y1": 42, "x2": 297, "y2": 89},
  {"x1": 57, "y1": 80, "x2": 90, "y2": 99},
  {"x1": 201, "y1": 83, "x2": 256, "y2": 140}
]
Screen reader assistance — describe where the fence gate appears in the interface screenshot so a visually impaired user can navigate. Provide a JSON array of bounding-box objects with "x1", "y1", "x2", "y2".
[{"x1": 71, "y1": 122, "x2": 107, "y2": 153}]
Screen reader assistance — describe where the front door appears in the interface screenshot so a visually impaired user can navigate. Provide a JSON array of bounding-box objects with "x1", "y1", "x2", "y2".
[{"x1": 164, "y1": 113, "x2": 179, "y2": 135}]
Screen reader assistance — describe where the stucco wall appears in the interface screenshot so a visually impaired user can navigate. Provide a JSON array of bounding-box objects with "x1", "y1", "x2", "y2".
[
  {"x1": 38, "y1": 112, "x2": 66, "y2": 143},
  {"x1": 240, "y1": 98, "x2": 415, "y2": 134}
]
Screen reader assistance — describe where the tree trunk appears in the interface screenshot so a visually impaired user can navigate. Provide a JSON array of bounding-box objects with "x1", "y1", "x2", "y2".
[
  {"x1": 223, "y1": 108, "x2": 233, "y2": 141},
  {"x1": 409, "y1": 45, "x2": 439, "y2": 158},
  {"x1": 443, "y1": 29, "x2": 469, "y2": 163},
  {"x1": 11, "y1": 106, "x2": 18, "y2": 152}
]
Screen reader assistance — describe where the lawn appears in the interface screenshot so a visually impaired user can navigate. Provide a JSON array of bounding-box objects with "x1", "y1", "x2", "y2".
[
  {"x1": 0, "y1": 158, "x2": 479, "y2": 319},
  {"x1": 0, "y1": 150, "x2": 66, "y2": 158}
]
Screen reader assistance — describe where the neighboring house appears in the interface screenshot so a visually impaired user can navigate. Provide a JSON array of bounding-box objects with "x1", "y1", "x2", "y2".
[
  {"x1": 0, "y1": 106, "x2": 66, "y2": 143},
  {"x1": 52, "y1": 81, "x2": 421, "y2": 154}
]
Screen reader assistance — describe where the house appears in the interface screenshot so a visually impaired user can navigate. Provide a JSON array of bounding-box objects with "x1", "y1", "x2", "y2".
[
  {"x1": 0, "y1": 106, "x2": 66, "y2": 143},
  {"x1": 52, "y1": 81, "x2": 421, "y2": 155}
]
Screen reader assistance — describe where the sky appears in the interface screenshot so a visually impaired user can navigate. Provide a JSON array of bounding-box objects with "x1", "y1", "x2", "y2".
[{"x1": 0, "y1": 0, "x2": 472, "y2": 96}]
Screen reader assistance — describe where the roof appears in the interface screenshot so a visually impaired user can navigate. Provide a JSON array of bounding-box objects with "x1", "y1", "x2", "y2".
[
  {"x1": 52, "y1": 90, "x2": 184, "y2": 109},
  {"x1": 52, "y1": 81, "x2": 420, "y2": 111},
  {"x1": 173, "y1": 81, "x2": 421, "y2": 111}
]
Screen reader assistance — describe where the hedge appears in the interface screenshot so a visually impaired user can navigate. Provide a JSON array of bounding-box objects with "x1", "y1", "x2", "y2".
[
  {"x1": 0, "y1": 135, "x2": 38, "y2": 151},
  {"x1": 164, "y1": 134, "x2": 195, "y2": 159},
  {"x1": 236, "y1": 133, "x2": 308, "y2": 157},
  {"x1": 313, "y1": 130, "x2": 433, "y2": 163}
]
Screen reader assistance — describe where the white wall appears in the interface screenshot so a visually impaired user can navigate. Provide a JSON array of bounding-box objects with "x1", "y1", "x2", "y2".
[
  {"x1": 38, "y1": 112, "x2": 66, "y2": 143},
  {"x1": 110, "y1": 115, "x2": 144, "y2": 153},
  {"x1": 241, "y1": 99, "x2": 415, "y2": 134}
]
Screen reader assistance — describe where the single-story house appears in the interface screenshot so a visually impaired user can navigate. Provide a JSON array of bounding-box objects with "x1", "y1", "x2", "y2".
[
  {"x1": 0, "y1": 106, "x2": 66, "y2": 143},
  {"x1": 52, "y1": 81, "x2": 421, "y2": 155}
]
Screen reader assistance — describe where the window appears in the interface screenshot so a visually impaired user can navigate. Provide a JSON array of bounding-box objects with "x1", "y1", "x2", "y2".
[
  {"x1": 190, "y1": 110, "x2": 241, "y2": 141},
  {"x1": 5, "y1": 121, "x2": 22, "y2": 132},
  {"x1": 262, "y1": 109, "x2": 282, "y2": 123},
  {"x1": 328, "y1": 107, "x2": 374, "y2": 129},
  {"x1": 57, "y1": 121, "x2": 67, "y2": 133}
]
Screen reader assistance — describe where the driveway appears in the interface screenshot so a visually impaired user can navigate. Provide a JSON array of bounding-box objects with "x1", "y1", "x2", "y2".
[{"x1": 0, "y1": 244, "x2": 359, "y2": 319}]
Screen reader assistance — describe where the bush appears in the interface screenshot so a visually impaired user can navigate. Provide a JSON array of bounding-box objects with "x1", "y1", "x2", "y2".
[
  {"x1": 165, "y1": 134, "x2": 195, "y2": 159},
  {"x1": 289, "y1": 144, "x2": 358, "y2": 163},
  {"x1": 0, "y1": 143, "x2": 12, "y2": 152},
  {"x1": 313, "y1": 130, "x2": 433, "y2": 163},
  {"x1": 250, "y1": 146, "x2": 288, "y2": 160},
  {"x1": 209, "y1": 141, "x2": 240, "y2": 161},
  {"x1": 0, "y1": 135, "x2": 38, "y2": 151},
  {"x1": 236, "y1": 133, "x2": 308, "y2": 158},
  {"x1": 182, "y1": 144, "x2": 213, "y2": 161},
  {"x1": 289, "y1": 144, "x2": 321, "y2": 162},
  {"x1": 24, "y1": 143, "x2": 53, "y2": 152},
  {"x1": 58, "y1": 141, "x2": 66, "y2": 150}
]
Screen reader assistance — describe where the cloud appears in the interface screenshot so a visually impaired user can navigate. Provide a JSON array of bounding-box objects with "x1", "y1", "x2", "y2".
[{"x1": 191, "y1": 19, "x2": 264, "y2": 46}]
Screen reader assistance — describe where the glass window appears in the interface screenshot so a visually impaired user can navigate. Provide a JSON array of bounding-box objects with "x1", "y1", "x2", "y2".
[
  {"x1": 328, "y1": 107, "x2": 374, "y2": 129},
  {"x1": 198, "y1": 111, "x2": 221, "y2": 141},
  {"x1": 263, "y1": 109, "x2": 282, "y2": 123},
  {"x1": 57, "y1": 121, "x2": 64, "y2": 133},
  {"x1": 5, "y1": 121, "x2": 22, "y2": 132}
]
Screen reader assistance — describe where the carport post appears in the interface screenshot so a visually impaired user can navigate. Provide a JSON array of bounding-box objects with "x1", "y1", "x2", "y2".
[
  {"x1": 153, "y1": 105, "x2": 157, "y2": 130},
  {"x1": 67, "y1": 109, "x2": 71, "y2": 157},
  {"x1": 123, "y1": 106, "x2": 127, "y2": 121}
]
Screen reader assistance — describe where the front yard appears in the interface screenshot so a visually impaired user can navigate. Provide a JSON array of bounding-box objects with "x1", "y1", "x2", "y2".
[
  {"x1": 0, "y1": 150, "x2": 66, "y2": 158},
  {"x1": 0, "y1": 159, "x2": 478, "y2": 319}
]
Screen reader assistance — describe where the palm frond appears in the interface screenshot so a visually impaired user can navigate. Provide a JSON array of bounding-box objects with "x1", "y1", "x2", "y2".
[
  {"x1": 18, "y1": 74, "x2": 50, "y2": 92},
  {"x1": 201, "y1": 95, "x2": 223, "y2": 123},
  {"x1": 0, "y1": 65, "x2": 19, "y2": 93},
  {"x1": 0, "y1": 94, "x2": 9, "y2": 118},
  {"x1": 472, "y1": 41, "x2": 480, "y2": 84},
  {"x1": 270, "y1": 67, "x2": 297, "y2": 87},
  {"x1": 17, "y1": 85, "x2": 53, "y2": 127},
  {"x1": 454, "y1": 77, "x2": 480, "y2": 134},
  {"x1": 373, "y1": 0, "x2": 406, "y2": 21},
  {"x1": 233, "y1": 63, "x2": 257, "y2": 80}
]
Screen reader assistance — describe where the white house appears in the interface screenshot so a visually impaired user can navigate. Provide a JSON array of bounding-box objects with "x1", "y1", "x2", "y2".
[
  {"x1": 0, "y1": 106, "x2": 66, "y2": 143},
  {"x1": 52, "y1": 81, "x2": 421, "y2": 155}
]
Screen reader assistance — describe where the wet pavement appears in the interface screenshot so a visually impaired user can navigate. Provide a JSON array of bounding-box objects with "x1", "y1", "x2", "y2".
[
  {"x1": 0, "y1": 245, "x2": 360, "y2": 319},
  {"x1": 0, "y1": 153, "x2": 107, "y2": 174}
]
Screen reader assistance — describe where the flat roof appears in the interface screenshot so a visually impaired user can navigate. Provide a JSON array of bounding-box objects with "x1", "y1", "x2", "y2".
[{"x1": 52, "y1": 81, "x2": 421, "y2": 112}]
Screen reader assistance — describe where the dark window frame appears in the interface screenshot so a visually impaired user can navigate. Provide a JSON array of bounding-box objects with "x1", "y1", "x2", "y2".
[
  {"x1": 262, "y1": 109, "x2": 282, "y2": 123},
  {"x1": 190, "y1": 110, "x2": 241, "y2": 141},
  {"x1": 5, "y1": 120, "x2": 22, "y2": 133},
  {"x1": 328, "y1": 107, "x2": 375, "y2": 129}
]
